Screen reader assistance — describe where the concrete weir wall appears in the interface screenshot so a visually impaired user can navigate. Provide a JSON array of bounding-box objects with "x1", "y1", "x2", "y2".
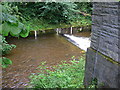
[
  {"x1": 54, "y1": 26, "x2": 91, "y2": 34},
  {"x1": 84, "y1": 2, "x2": 120, "y2": 88}
]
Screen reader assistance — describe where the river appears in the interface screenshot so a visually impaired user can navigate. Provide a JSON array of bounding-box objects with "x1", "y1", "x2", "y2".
[{"x1": 2, "y1": 31, "x2": 91, "y2": 88}]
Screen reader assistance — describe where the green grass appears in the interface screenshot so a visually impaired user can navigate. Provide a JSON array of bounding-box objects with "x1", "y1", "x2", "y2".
[{"x1": 28, "y1": 56, "x2": 86, "y2": 88}]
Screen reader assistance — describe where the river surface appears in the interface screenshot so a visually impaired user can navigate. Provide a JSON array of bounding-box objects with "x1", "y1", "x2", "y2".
[{"x1": 2, "y1": 32, "x2": 91, "y2": 88}]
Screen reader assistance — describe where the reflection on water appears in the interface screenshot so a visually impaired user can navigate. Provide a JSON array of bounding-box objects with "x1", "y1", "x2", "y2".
[{"x1": 2, "y1": 33, "x2": 90, "y2": 88}]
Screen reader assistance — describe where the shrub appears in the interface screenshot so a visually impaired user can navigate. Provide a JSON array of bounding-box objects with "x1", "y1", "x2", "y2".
[
  {"x1": 1, "y1": 36, "x2": 16, "y2": 55},
  {"x1": 0, "y1": 36, "x2": 16, "y2": 68},
  {"x1": 0, "y1": 57, "x2": 12, "y2": 68}
]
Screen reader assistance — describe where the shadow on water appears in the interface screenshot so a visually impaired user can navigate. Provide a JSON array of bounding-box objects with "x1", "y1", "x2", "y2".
[{"x1": 2, "y1": 32, "x2": 90, "y2": 88}]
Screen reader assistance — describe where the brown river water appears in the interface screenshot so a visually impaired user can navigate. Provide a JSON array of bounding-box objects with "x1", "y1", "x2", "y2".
[{"x1": 2, "y1": 32, "x2": 90, "y2": 88}]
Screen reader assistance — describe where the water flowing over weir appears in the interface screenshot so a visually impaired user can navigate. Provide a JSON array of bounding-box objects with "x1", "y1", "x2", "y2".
[{"x1": 63, "y1": 34, "x2": 91, "y2": 51}]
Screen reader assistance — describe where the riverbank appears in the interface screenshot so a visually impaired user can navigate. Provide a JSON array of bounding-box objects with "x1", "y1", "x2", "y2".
[{"x1": 28, "y1": 56, "x2": 85, "y2": 88}]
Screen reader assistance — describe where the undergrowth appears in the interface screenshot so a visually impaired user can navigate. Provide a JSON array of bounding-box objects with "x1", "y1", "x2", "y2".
[
  {"x1": 25, "y1": 17, "x2": 91, "y2": 32},
  {"x1": 0, "y1": 36, "x2": 16, "y2": 68},
  {"x1": 29, "y1": 56, "x2": 86, "y2": 88}
]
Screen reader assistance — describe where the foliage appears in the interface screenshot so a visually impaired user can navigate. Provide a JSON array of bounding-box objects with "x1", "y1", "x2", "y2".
[
  {"x1": 75, "y1": 2, "x2": 92, "y2": 15},
  {"x1": 25, "y1": 17, "x2": 91, "y2": 32},
  {"x1": 1, "y1": 2, "x2": 29, "y2": 37},
  {"x1": 12, "y1": 2, "x2": 92, "y2": 26},
  {"x1": 29, "y1": 56, "x2": 85, "y2": 88},
  {"x1": 0, "y1": 35, "x2": 15, "y2": 68},
  {"x1": 0, "y1": 57, "x2": 12, "y2": 68},
  {"x1": 29, "y1": 56, "x2": 97, "y2": 88},
  {"x1": 87, "y1": 78, "x2": 98, "y2": 88},
  {"x1": 39, "y1": 2, "x2": 78, "y2": 24},
  {"x1": 1, "y1": 36, "x2": 16, "y2": 55},
  {"x1": 12, "y1": 2, "x2": 79, "y2": 24},
  {"x1": 11, "y1": 2, "x2": 92, "y2": 31},
  {"x1": 0, "y1": 2, "x2": 30, "y2": 68}
]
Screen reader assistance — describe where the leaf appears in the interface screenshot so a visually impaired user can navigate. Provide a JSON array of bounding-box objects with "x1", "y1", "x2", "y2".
[
  {"x1": 20, "y1": 26, "x2": 29, "y2": 37},
  {"x1": 18, "y1": 22, "x2": 24, "y2": 30},
  {"x1": 6, "y1": 14, "x2": 18, "y2": 24},
  {"x1": 2, "y1": 65, "x2": 8, "y2": 68},
  {"x1": 2, "y1": 22, "x2": 10, "y2": 36},
  {"x1": 9, "y1": 22, "x2": 25, "y2": 36},
  {"x1": 2, "y1": 21, "x2": 23, "y2": 37},
  {"x1": 2, "y1": 57, "x2": 12, "y2": 65},
  {"x1": 10, "y1": 26, "x2": 21, "y2": 36},
  {"x1": 1, "y1": 57, "x2": 12, "y2": 68}
]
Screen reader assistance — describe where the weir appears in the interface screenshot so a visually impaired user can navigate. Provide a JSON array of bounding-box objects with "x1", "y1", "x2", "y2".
[
  {"x1": 34, "y1": 30, "x2": 37, "y2": 39},
  {"x1": 70, "y1": 27, "x2": 73, "y2": 34},
  {"x1": 54, "y1": 26, "x2": 91, "y2": 35}
]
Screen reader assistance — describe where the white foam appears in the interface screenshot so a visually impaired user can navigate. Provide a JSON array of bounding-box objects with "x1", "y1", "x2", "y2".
[{"x1": 64, "y1": 34, "x2": 91, "y2": 51}]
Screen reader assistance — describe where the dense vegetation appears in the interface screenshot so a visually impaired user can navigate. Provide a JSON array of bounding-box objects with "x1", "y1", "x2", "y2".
[
  {"x1": 1, "y1": 3, "x2": 29, "y2": 37},
  {"x1": 29, "y1": 56, "x2": 96, "y2": 88},
  {"x1": 11, "y1": 2, "x2": 92, "y2": 31},
  {"x1": 13, "y1": 2, "x2": 78, "y2": 24},
  {"x1": 0, "y1": 2, "x2": 29, "y2": 68},
  {"x1": 29, "y1": 56, "x2": 85, "y2": 88},
  {"x1": 0, "y1": 36, "x2": 16, "y2": 68}
]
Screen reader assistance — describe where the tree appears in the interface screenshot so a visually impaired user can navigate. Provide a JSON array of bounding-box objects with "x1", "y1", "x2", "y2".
[{"x1": 12, "y1": 2, "x2": 79, "y2": 24}]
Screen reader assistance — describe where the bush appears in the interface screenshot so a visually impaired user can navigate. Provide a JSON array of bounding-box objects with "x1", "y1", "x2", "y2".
[
  {"x1": 1, "y1": 36, "x2": 16, "y2": 55},
  {"x1": 0, "y1": 57, "x2": 12, "y2": 68},
  {"x1": 0, "y1": 36, "x2": 16, "y2": 68},
  {"x1": 29, "y1": 56, "x2": 85, "y2": 88}
]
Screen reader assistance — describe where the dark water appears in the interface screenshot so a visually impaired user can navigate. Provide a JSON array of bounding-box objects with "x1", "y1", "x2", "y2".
[{"x1": 2, "y1": 33, "x2": 90, "y2": 88}]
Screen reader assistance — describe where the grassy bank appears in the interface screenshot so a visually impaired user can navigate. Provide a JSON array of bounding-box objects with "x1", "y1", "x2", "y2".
[
  {"x1": 28, "y1": 56, "x2": 97, "y2": 88},
  {"x1": 28, "y1": 56, "x2": 86, "y2": 88}
]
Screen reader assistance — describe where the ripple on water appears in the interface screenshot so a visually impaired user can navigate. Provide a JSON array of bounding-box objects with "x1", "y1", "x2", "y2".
[{"x1": 3, "y1": 33, "x2": 90, "y2": 88}]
